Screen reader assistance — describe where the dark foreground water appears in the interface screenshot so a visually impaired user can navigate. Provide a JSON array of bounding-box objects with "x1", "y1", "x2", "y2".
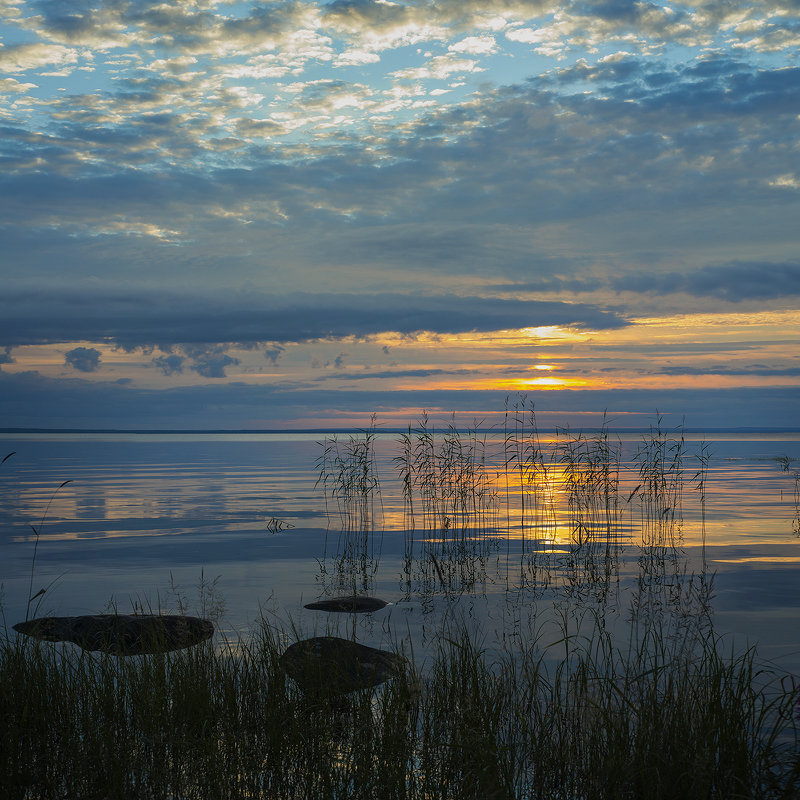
[{"x1": 1, "y1": 429, "x2": 799, "y2": 676}]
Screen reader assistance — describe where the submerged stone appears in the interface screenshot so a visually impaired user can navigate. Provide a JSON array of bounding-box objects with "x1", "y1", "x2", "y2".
[
  {"x1": 13, "y1": 614, "x2": 214, "y2": 655},
  {"x1": 303, "y1": 595, "x2": 389, "y2": 613},
  {"x1": 280, "y1": 636, "x2": 405, "y2": 695}
]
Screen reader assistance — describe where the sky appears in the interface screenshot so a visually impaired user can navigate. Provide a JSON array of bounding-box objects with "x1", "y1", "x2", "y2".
[{"x1": 1, "y1": 0, "x2": 799, "y2": 430}]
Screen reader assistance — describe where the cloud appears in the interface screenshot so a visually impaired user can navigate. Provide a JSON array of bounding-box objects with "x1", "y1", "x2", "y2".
[
  {"x1": 26, "y1": 0, "x2": 319, "y2": 57},
  {"x1": 491, "y1": 259, "x2": 800, "y2": 304},
  {"x1": 0, "y1": 289, "x2": 627, "y2": 348},
  {"x1": 487, "y1": 275, "x2": 606, "y2": 294},
  {"x1": 281, "y1": 78, "x2": 374, "y2": 113},
  {"x1": 0, "y1": 42, "x2": 80, "y2": 73},
  {"x1": 64, "y1": 346, "x2": 101, "y2": 372},
  {"x1": 184, "y1": 345, "x2": 241, "y2": 378},
  {"x1": 152, "y1": 354, "x2": 184, "y2": 375},
  {"x1": 2, "y1": 54, "x2": 798, "y2": 233},
  {"x1": 657, "y1": 365, "x2": 800, "y2": 376},
  {"x1": 313, "y1": 367, "x2": 479, "y2": 382},
  {"x1": 0, "y1": 77, "x2": 38, "y2": 94},
  {"x1": 449, "y1": 35, "x2": 498, "y2": 54},
  {"x1": 391, "y1": 53, "x2": 482, "y2": 81},
  {"x1": 612, "y1": 261, "x2": 800, "y2": 301},
  {"x1": 586, "y1": 340, "x2": 788, "y2": 355},
  {"x1": 13, "y1": 0, "x2": 800, "y2": 77},
  {"x1": 0, "y1": 49, "x2": 798, "y2": 334},
  {"x1": 264, "y1": 345, "x2": 285, "y2": 364},
  {"x1": 323, "y1": 0, "x2": 445, "y2": 49}
]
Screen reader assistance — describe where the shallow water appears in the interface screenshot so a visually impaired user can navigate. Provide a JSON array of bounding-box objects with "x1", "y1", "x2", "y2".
[{"x1": 1, "y1": 429, "x2": 799, "y2": 676}]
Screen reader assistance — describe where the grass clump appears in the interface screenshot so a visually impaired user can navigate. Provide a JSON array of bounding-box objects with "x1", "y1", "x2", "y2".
[
  {"x1": 315, "y1": 400, "x2": 715, "y2": 598},
  {"x1": 2, "y1": 614, "x2": 798, "y2": 800}
]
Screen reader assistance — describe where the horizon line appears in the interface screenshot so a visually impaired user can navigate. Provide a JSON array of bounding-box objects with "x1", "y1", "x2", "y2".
[{"x1": 3, "y1": 426, "x2": 800, "y2": 435}]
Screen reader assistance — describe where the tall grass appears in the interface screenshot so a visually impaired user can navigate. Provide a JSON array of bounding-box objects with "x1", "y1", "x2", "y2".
[
  {"x1": 2, "y1": 612, "x2": 798, "y2": 799},
  {"x1": 394, "y1": 413, "x2": 500, "y2": 549},
  {"x1": 316, "y1": 417, "x2": 383, "y2": 544}
]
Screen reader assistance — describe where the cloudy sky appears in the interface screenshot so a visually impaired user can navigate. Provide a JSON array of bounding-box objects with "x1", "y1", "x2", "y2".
[{"x1": 1, "y1": 0, "x2": 798, "y2": 429}]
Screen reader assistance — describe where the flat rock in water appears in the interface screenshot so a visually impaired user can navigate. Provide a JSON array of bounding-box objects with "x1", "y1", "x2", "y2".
[
  {"x1": 303, "y1": 595, "x2": 389, "y2": 613},
  {"x1": 280, "y1": 636, "x2": 405, "y2": 695},
  {"x1": 13, "y1": 614, "x2": 214, "y2": 655}
]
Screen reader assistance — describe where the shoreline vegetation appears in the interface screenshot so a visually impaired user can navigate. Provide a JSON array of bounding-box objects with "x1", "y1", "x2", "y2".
[
  {"x1": 2, "y1": 613, "x2": 799, "y2": 799},
  {"x1": 3, "y1": 400, "x2": 800, "y2": 798}
]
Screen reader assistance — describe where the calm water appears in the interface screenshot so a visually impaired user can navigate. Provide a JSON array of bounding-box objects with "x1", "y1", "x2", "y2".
[{"x1": 1, "y1": 429, "x2": 799, "y2": 675}]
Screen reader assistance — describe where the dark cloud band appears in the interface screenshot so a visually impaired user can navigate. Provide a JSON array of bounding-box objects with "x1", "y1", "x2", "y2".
[{"x1": 0, "y1": 290, "x2": 627, "y2": 348}]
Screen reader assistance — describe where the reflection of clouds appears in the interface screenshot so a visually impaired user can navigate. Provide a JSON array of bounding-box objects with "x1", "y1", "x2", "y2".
[{"x1": 75, "y1": 492, "x2": 107, "y2": 521}]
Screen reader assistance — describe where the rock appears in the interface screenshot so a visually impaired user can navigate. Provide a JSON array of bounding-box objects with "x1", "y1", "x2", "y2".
[
  {"x1": 303, "y1": 595, "x2": 389, "y2": 613},
  {"x1": 280, "y1": 636, "x2": 405, "y2": 695},
  {"x1": 13, "y1": 614, "x2": 214, "y2": 655}
]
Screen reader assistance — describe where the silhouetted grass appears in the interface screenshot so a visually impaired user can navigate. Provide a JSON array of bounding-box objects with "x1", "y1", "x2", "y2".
[{"x1": 2, "y1": 612, "x2": 798, "y2": 799}]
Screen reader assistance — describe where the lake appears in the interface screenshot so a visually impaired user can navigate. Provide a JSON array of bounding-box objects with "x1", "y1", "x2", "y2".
[{"x1": 1, "y1": 426, "x2": 799, "y2": 678}]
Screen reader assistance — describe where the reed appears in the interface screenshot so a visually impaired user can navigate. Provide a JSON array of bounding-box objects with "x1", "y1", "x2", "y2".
[
  {"x1": 315, "y1": 417, "x2": 384, "y2": 592},
  {"x1": 394, "y1": 413, "x2": 500, "y2": 551},
  {"x1": 315, "y1": 400, "x2": 718, "y2": 605},
  {"x1": 392, "y1": 413, "x2": 501, "y2": 594},
  {"x1": 316, "y1": 417, "x2": 383, "y2": 542}
]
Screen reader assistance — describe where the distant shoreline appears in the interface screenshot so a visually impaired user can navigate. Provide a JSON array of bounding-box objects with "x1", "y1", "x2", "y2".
[{"x1": 3, "y1": 426, "x2": 800, "y2": 435}]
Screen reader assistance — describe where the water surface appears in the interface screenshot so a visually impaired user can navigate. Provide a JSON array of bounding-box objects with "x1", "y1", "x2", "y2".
[{"x1": 1, "y1": 429, "x2": 798, "y2": 674}]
